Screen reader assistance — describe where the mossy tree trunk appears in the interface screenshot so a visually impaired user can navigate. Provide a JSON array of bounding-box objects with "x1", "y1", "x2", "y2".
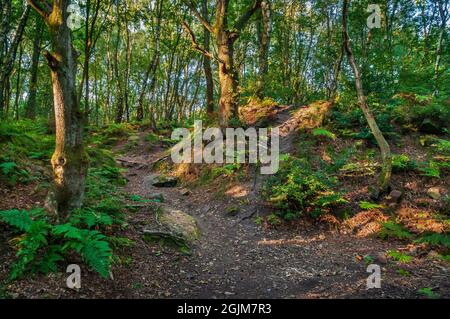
[
  {"x1": 27, "y1": 0, "x2": 88, "y2": 220},
  {"x1": 183, "y1": 0, "x2": 261, "y2": 127}
]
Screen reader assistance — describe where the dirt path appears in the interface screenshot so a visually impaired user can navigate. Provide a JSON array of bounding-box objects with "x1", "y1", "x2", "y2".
[{"x1": 111, "y1": 109, "x2": 449, "y2": 299}]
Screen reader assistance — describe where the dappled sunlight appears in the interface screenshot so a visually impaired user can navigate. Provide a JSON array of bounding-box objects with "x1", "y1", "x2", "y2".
[
  {"x1": 225, "y1": 185, "x2": 250, "y2": 198},
  {"x1": 257, "y1": 235, "x2": 327, "y2": 247}
]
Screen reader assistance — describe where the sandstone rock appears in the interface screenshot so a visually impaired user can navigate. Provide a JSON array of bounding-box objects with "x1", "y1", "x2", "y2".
[
  {"x1": 427, "y1": 187, "x2": 441, "y2": 200},
  {"x1": 158, "y1": 209, "x2": 200, "y2": 242},
  {"x1": 144, "y1": 174, "x2": 179, "y2": 188}
]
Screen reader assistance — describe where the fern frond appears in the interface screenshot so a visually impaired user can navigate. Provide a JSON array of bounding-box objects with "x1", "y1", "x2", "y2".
[{"x1": 0, "y1": 209, "x2": 33, "y2": 232}]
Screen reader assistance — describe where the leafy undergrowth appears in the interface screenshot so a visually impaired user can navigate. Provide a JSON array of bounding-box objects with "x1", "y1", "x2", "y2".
[
  {"x1": 263, "y1": 130, "x2": 353, "y2": 220},
  {"x1": 0, "y1": 121, "x2": 136, "y2": 281},
  {"x1": 261, "y1": 107, "x2": 449, "y2": 253}
]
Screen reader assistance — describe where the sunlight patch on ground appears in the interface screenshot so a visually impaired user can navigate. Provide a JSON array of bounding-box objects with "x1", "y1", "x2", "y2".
[
  {"x1": 257, "y1": 235, "x2": 326, "y2": 246},
  {"x1": 225, "y1": 185, "x2": 249, "y2": 198}
]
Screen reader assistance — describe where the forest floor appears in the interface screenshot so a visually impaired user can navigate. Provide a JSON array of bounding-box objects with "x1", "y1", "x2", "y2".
[{"x1": 1, "y1": 106, "x2": 449, "y2": 299}]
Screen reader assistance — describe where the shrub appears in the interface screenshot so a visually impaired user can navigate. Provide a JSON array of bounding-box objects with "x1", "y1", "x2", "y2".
[
  {"x1": 0, "y1": 209, "x2": 112, "y2": 279},
  {"x1": 263, "y1": 155, "x2": 346, "y2": 220},
  {"x1": 392, "y1": 154, "x2": 417, "y2": 173},
  {"x1": 331, "y1": 108, "x2": 397, "y2": 143},
  {"x1": 312, "y1": 128, "x2": 336, "y2": 140},
  {"x1": 379, "y1": 221, "x2": 413, "y2": 240},
  {"x1": 387, "y1": 250, "x2": 413, "y2": 263},
  {"x1": 392, "y1": 94, "x2": 450, "y2": 134}
]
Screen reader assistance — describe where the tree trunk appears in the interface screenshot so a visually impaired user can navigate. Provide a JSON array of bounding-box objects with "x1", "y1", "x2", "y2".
[
  {"x1": 342, "y1": 0, "x2": 392, "y2": 194},
  {"x1": 183, "y1": 0, "x2": 261, "y2": 127},
  {"x1": 136, "y1": 0, "x2": 162, "y2": 122},
  {"x1": 25, "y1": 19, "x2": 43, "y2": 119},
  {"x1": 0, "y1": 5, "x2": 30, "y2": 116},
  {"x1": 14, "y1": 44, "x2": 24, "y2": 120},
  {"x1": 256, "y1": 0, "x2": 270, "y2": 99},
  {"x1": 217, "y1": 39, "x2": 239, "y2": 127},
  {"x1": 433, "y1": 0, "x2": 448, "y2": 96},
  {"x1": 28, "y1": 0, "x2": 88, "y2": 219},
  {"x1": 201, "y1": 0, "x2": 214, "y2": 115}
]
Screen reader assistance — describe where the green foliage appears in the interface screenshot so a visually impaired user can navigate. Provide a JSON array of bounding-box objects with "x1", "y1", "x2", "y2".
[
  {"x1": 0, "y1": 120, "x2": 54, "y2": 185},
  {"x1": 266, "y1": 214, "x2": 282, "y2": 226},
  {"x1": 363, "y1": 255, "x2": 374, "y2": 264},
  {"x1": 0, "y1": 209, "x2": 113, "y2": 280},
  {"x1": 392, "y1": 154, "x2": 417, "y2": 173},
  {"x1": 392, "y1": 94, "x2": 450, "y2": 134},
  {"x1": 0, "y1": 144, "x2": 127, "y2": 280},
  {"x1": 53, "y1": 224, "x2": 112, "y2": 278},
  {"x1": 387, "y1": 250, "x2": 413, "y2": 263},
  {"x1": 0, "y1": 209, "x2": 34, "y2": 232},
  {"x1": 312, "y1": 128, "x2": 336, "y2": 140},
  {"x1": 418, "y1": 161, "x2": 441, "y2": 178},
  {"x1": 331, "y1": 107, "x2": 397, "y2": 143},
  {"x1": 431, "y1": 138, "x2": 450, "y2": 156},
  {"x1": 379, "y1": 222, "x2": 413, "y2": 240},
  {"x1": 415, "y1": 233, "x2": 450, "y2": 249},
  {"x1": 264, "y1": 155, "x2": 346, "y2": 220},
  {"x1": 418, "y1": 287, "x2": 440, "y2": 299},
  {"x1": 145, "y1": 133, "x2": 160, "y2": 144},
  {"x1": 359, "y1": 201, "x2": 383, "y2": 210},
  {"x1": 211, "y1": 163, "x2": 242, "y2": 178}
]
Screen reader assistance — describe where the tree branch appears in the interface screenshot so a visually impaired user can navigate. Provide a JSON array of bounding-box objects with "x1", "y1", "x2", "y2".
[
  {"x1": 182, "y1": 0, "x2": 214, "y2": 34},
  {"x1": 182, "y1": 21, "x2": 215, "y2": 60},
  {"x1": 26, "y1": 0, "x2": 52, "y2": 18},
  {"x1": 234, "y1": 0, "x2": 262, "y2": 32}
]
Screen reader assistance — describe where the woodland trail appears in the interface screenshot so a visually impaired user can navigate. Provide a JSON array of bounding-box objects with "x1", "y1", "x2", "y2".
[{"x1": 110, "y1": 107, "x2": 449, "y2": 299}]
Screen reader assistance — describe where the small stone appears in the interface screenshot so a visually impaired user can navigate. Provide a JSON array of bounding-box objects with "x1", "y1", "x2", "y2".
[
  {"x1": 388, "y1": 190, "x2": 403, "y2": 203},
  {"x1": 427, "y1": 187, "x2": 441, "y2": 200},
  {"x1": 148, "y1": 193, "x2": 164, "y2": 202},
  {"x1": 375, "y1": 253, "x2": 388, "y2": 264},
  {"x1": 180, "y1": 188, "x2": 190, "y2": 196},
  {"x1": 144, "y1": 174, "x2": 179, "y2": 188}
]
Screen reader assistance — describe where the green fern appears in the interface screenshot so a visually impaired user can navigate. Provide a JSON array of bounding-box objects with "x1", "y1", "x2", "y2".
[
  {"x1": 415, "y1": 233, "x2": 450, "y2": 249},
  {"x1": 387, "y1": 250, "x2": 413, "y2": 263},
  {"x1": 53, "y1": 224, "x2": 112, "y2": 278},
  {"x1": 0, "y1": 162, "x2": 18, "y2": 175},
  {"x1": 0, "y1": 209, "x2": 33, "y2": 232},
  {"x1": 359, "y1": 201, "x2": 383, "y2": 210},
  {"x1": 10, "y1": 220, "x2": 50, "y2": 280},
  {"x1": 379, "y1": 221, "x2": 413, "y2": 240},
  {"x1": 312, "y1": 128, "x2": 336, "y2": 140}
]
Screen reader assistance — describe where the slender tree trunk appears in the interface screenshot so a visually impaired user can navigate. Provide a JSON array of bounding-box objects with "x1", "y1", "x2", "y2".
[
  {"x1": 113, "y1": 4, "x2": 124, "y2": 123},
  {"x1": 14, "y1": 44, "x2": 24, "y2": 120},
  {"x1": 0, "y1": 5, "x2": 30, "y2": 116},
  {"x1": 342, "y1": 0, "x2": 392, "y2": 194},
  {"x1": 28, "y1": 0, "x2": 88, "y2": 219},
  {"x1": 136, "y1": 0, "x2": 162, "y2": 121},
  {"x1": 26, "y1": 20, "x2": 43, "y2": 119},
  {"x1": 256, "y1": 0, "x2": 270, "y2": 99},
  {"x1": 201, "y1": 0, "x2": 214, "y2": 115},
  {"x1": 433, "y1": 0, "x2": 448, "y2": 96}
]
